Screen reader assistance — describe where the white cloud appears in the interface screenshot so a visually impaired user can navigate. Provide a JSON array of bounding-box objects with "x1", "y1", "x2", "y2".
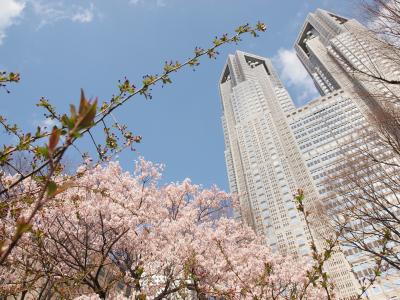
[
  {"x1": 71, "y1": 4, "x2": 94, "y2": 23},
  {"x1": 39, "y1": 118, "x2": 58, "y2": 129},
  {"x1": 129, "y1": 0, "x2": 167, "y2": 7},
  {"x1": 273, "y1": 48, "x2": 319, "y2": 105},
  {"x1": 32, "y1": 116, "x2": 59, "y2": 131},
  {"x1": 29, "y1": 0, "x2": 95, "y2": 28},
  {"x1": 0, "y1": 0, "x2": 25, "y2": 44},
  {"x1": 0, "y1": 1, "x2": 96, "y2": 45}
]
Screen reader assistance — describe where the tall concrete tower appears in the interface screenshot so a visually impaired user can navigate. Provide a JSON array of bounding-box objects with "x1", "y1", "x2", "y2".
[
  {"x1": 295, "y1": 8, "x2": 400, "y2": 107},
  {"x1": 219, "y1": 9, "x2": 400, "y2": 299},
  {"x1": 220, "y1": 51, "x2": 308, "y2": 253},
  {"x1": 292, "y1": 9, "x2": 400, "y2": 299},
  {"x1": 219, "y1": 51, "x2": 362, "y2": 299}
]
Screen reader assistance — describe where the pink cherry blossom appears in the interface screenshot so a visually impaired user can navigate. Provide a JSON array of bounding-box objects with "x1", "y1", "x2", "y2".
[{"x1": 0, "y1": 158, "x2": 326, "y2": 299}]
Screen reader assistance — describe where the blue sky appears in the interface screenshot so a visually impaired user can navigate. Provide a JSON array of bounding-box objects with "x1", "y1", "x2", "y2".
[{"x1": 0, "y1": 0, "x2": 359, "y2": 191}]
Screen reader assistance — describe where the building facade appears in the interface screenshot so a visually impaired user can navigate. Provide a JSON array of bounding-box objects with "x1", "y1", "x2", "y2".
[
  {"x1": 295, "y1": 8, "x2": 400, "y2": 108},
  {"x1": 219, "y1": 51, "x2": 361, "y2": 299},
  {"x1": 295, "y1": 9, "x2": 400, "y2": 299},
  {"x1": 219, "y1": 10, "x2": 400, "y2": 300}
]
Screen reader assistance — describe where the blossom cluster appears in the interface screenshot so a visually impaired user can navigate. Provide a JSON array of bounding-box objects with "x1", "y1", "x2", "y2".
[{"x1": 0, "y1": 158, "x2": 326, "y2": 299}]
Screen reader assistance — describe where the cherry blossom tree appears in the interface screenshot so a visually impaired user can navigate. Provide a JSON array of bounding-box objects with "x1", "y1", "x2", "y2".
[
  {"x1": 1, "y1": 158, "x2": 326, "y2": 299},
  {"x1": 0, "y1": 22, "x2": 267, "y2": 268},
  {"x1": 0, "y1": 19, "x2": 332, "y2": 300}
]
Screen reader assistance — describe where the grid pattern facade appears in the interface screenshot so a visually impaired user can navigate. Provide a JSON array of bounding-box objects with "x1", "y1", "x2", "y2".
[
  {"x1": 295, "y1": 8, "x2": 400, "y2": 108},
  {"x1": 294, "y1": 9, "x2": 400, "y2": 299},
  {"x1": 219, "y1": 51, "x2": 361, "y2": 299}
]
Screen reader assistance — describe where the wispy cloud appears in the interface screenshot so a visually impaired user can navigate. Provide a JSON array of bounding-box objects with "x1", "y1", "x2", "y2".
[
  {"x1": 273, "y1": 48, "x2": 319, "y2": 105},
  {"x1": 129, "y1": 0, "x2": 167, "y2": 7},
  {"x1": 29, "y1": 0, "x2": 95, "y2": 29},
  {"x1": 0, "y1": 0, "x2": 97, "y2": 43},
  {"x1": 0, "y1": 0, "x2": 25, "y2": 45},
  {"x1": 32, "y1": 115, "x2": 59, "y2": 131},
  {"x1": 71, "y1": 4, "x2": 94, "y2": 23},
  {"x1": 39, "y1": 118, "x2": 58, "y2": 130}
]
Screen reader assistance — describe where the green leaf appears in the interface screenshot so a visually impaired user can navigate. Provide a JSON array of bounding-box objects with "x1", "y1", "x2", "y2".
[
  {"x1": 36, "y1": 146, "x2": 49, "y2": 158},
  {"x1": 137, "y1": 294, "x2": 146, "y2": 300},
  {"x1": 220, "y1": 34, "x2": 229, "y2": 43},
  {"x1": 142, "y1": 75, "x2": 157, "y2": 86},
  {"x1": 133, "y1": 135, "x2": 142, "y2": 143},
  {"x1": 250, "y1": 30, "x2": 258, "y2": 37},
  {"x1": 71, "y1": 131, "x2": 82, "y2": 138},
  {"x1": 188, "y1": 58, "x2": 199, "y2": 67},
  {"x1": 231, "y1": 36, "x2": 241, "y2": 44},
  {"x1": 213, "y1": 37, "x2": 222, "y2": 46},
  {"x1": 16, "y1": 222, "x2": 32, "y2": 235},
  {"x1": 78, "y1": 89, "x2": 89, "y2": 115},
  {"x1": 135, "y1": 266, "x2": 144, "y2": 277},
  {"x1": 35, "y1": 126, "x2": 43, "y2": 137},
  {"x1": 47, "y1": 181, "x2": 57, "y2": 197},
  {"x1": 78, "y1": 100, "x2": 97, "y2": 129},
  {"x1": 161, "y1": 75, "x2": 172, "y2": 85},
  {"x1": 163, "y1": 62, "x2": 174, "y2": 73},
  {"x1": 70, "y1": 104, "x2": 77, "y2": 119},
  {"x1": 33, "y1": 229, "x2": 44, "y2": 239},
  {"x1": 22, "y1": 196, "x2": 34, "y2": 205},
  {"x1": 61, "y1": 115, "x2": 74, "y2": 130},
  {"x1": 256, "y1": 21, "x2": 267, "y2": 32}
]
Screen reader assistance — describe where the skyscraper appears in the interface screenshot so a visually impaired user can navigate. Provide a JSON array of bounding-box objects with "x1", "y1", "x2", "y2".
[
  {"x1": 295, "y1": 9, "x2": 400, "y2": 299},
  {"x1": 219, "y1": 9, "x2": 400, "y2": 299},
  {"x1": 220, "y1": 51, "x2": 308, "y2": 248},
  {"x1": 295, "y1": 8, "x2": 400, "y2": 108},
  {"x1": 219, "y1": 51, "x2": 361, "y2": 299}
]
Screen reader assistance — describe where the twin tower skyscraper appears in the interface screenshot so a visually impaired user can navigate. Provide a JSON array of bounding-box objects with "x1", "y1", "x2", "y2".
[{"x1": 219, "y1": 9, "x2": 400, "y2": 300}]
